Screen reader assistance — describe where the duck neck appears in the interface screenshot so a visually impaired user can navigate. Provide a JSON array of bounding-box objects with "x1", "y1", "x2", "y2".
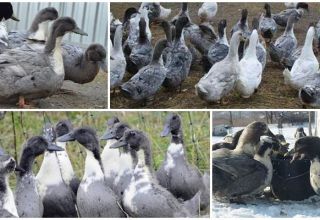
[
  {"x1": 45, "y1": 35, "x2": 65, "y2": 75},
  {"x1": 168, "y1": 129, "x2": 186, "y2": 160},
  {"x1": 0, "y1": 175, "x2": 7, "y2": 194},
  {"x1": 227, "y1": 35, "x2": 239, "y2": 60},
  {"x1": 265, "y1": 5, "x2": 271, "y2": 18},
  {"x1": 0, "y1": 19, "x2": 8, "y2": 46},
  {"x1": 113, "y1": 26, "x2": 123, "y2": 54},
  {"x1": 135, "y1": 139, "x2": 153, "y2": 172},
  {"x1": 19, "y1": 148, "x2": 36, "y2": 177},
  {"x1": 151, "y1": 42, "x2": 165, "y2": 64},
  {"x1": 244, "y1": 35, "x2": 257, "y2": 59},
  {"x1": 285, "y1": 20, "x2": 295, "y2": 36},
  {"x1": 0, "y1": 175, "x2": 18, "y2": 217},
  {"x1": 28, "y1": 21, "x2": 49, "y2": 41},
  {"x1": 84, "y1": 149, "x2": 104, "y2": 180},
  {"x1": 219, "y1": 28, "x2": 229, "y2": 46},
  {"x1": 301, "y1": 29, "x2": 314, "y2": 58}
]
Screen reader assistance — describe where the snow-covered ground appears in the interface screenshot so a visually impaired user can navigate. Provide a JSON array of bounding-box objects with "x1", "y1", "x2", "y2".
[{"x1": 212, "y1": 123, "x2": 319, "y2": 218}]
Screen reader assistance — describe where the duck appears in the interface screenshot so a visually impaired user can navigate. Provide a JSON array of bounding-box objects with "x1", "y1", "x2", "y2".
[
  {"x1": 236, "y1": 30, "x2": 263, "y2": 98},
  {"x1": 195, "y1": 31, "x2": 242, "y2": 103},
  {"x1": 206, "y1": 19, "x2": 229, "y2": 71},
  {"x1": 231, "y1": 9, "x2": 251, "y2": 39},
  {"x1": 110, "y1": 129, "x2": 191, "y2": 217},
  {"x1": 299, "y1": 84, "x2": 320, "y2": 107},
  {"x1": 259, "y1": 3, "x2": 277, "y2": 41},
  {"x1": 295, "y1": 127, "x2": 307, "y2": 139},
  {"x1": 0, "y1": 3, "x2": 19, "y2": 53},
  {"x1": 7, "y1": 7, "x2": 58, "y2": 49},
  {"x1": 0, "y1": 17, "x2": 87, "y2": 108},
  {"x1": 290, "y1": 136, "x2": 320, "y2": 195},
  {"x1": 120, "y1": 39, "x2": 168, "y2": 103},
  {"x1": 198, "y1": 2, "x2": 218, "y2": 23},
  {"x1": 139, "y1": 3, "x2": 171, "y2": 22},
  {"x1": 63, "y1": 43, "x2": 107, "y2": 84},
  {"x1": 163, "y1": 16, "x2": 192, "y2": 90},
  {"x1": 156, "y1": 113, "x2": 205, "y2": 205},
  {"x1": 283, "y1": 26, "x2": 319, "y2": 90},
  {"x1": 213, "y1": 136, "x2": 280, "y2": 201},
  {"x1": 15, "y1": 136, "x2": 63, "y2": 217},
  {"x1": 128, "y1": 17, "x2": 153, "y2": 75},
  {"x1": 0, "y1": 150, "x2": 21, "y2": 217},
  {"x1": 110, "y1": 24, "x2": 126, "y2": 90},
  {"x1": 57, "y1": 127, "x2": 125, "y2": 217},
  {"x1": 36, "y1": 121, "x2": 79, "y2": 217},
  {"x1": 100, "y1": 117, "x2": 133, "y2": 198},
  {"x1": 269, "y1": 13, "x2": 299, "y2": 63},
  {"x1": 273, "y1": 3, "x2": 308, "y2": 27}
]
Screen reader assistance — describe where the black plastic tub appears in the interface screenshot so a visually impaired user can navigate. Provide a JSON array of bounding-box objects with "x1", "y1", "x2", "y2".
[{"x1": 271, "y1": 158, "x2": 315, "y2": 201}]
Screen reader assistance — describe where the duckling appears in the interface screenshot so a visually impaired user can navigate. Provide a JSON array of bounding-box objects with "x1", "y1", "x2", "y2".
[
  {"x1": 269, "y1": 13, "x2": 299, "y2": 63},
  {"x1": 283, "y1": 26, "x2": 319, "y2": 90},
  {"x1": 110, "y1": 25, "x2": 126, "y2": 90},
  {"x1": 198, "y1": 2, "x2": 218, "y2": 23},
  {"x1": 36, "y1": 121, "x2": 79, "y2": 217},
  {"x1": 139, "y1": 3, "x2": 171, "y2": 22},
  {"x1": 128, "y1": 17, "x2": 153, "y2": 75},
  {"x1": 120, "y1": 39, "x2": 167, "y2": 103},
  {"x1": 156, "y1": 113, "x2": 206, "y2": 207},
  {"x1": 15, "y1": 136, "x2": 63, "y2": 217},
  {"x1": 0, "y1": 17, "x2": 87, "y2": 108},
  {"x1": 295, "y1": 127, "x2": 307, "y2": 139},
  {"x1": 273, "y1": 3, "x2": 308, "y2": 27},
  {"x1": 231, "y1": 9, "x2": 251, "y2": 39},
  {"x1": 100, "y1": 117, "x2": 133, "y2": 198},
  {"x1": 290, "y1": 136, "x2": 320, "y2": 195},
  {"x1": 236, "y1": 30, "x2": 263, "y2": 98},
  {"x1": 57, "y1": 127, "x2": 125, "y2": 217},
  {"x1": 207, "y1": 19, "x2": 229, "y2": 70},
  {"x1": 213, "y1": 136, "x2": 280, "y2": 201},
  {"x1": 110, "y1": 129, "x2": 190, "y2": 217},
  {"x1": 299, "y1": 84, "x2": 320, "y2": 107},
  {"x1": 195, "y1": 31, "x2": 242, "y2": 103},
  {"x1": 8, "y1": 7, "x2": 58, "y2": 49},
  {"x1": 259, "y1": 3, "x2": 277, "y2": 41},
  {"x1": 163, "y1": 16, "x2": 192, "y2": 90},
  {"x1": 63, "y1": 43, "x2": 106, "y2": 84},
  {"x1": 0, "y1": 152, "x2": 20, "y2": 217}
]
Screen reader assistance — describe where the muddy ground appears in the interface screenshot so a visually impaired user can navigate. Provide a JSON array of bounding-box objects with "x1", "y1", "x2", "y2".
[
  {"x1": 0, "y1": 71, "x2": 108, "y2": 109},
  {"x1": 110, "y1": 2, "x2": 320, "y2": 109}
]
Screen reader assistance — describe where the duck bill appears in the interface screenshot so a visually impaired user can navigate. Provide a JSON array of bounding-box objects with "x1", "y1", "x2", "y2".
[
  {"x1": 160, "y1": 124, "x2": 171, "y2": 137},
  {"x1": 100, "y1": 131, "x2": 114, "y2": 140},
  {"x1": 11, "y1": 14, "x2": 20, "y2": 21},
  {"x1": 110, "y1": 140, "x2": 127, "y2": 149},
  {"x1": 99, "y1": 60, "x2": 107, "y2": 72},
  {"x1": 47, "y1": 143, "x2": 64, "y2": 152},
  {"x1": 57, "y1": 132, "x2": 75, "y2": 142},
  {"x1": 15, "y1": 165, "x2": 25, "y2": 172},
  {"x1": 72, "y1": 27, "x2": 88, "y2": 36}
]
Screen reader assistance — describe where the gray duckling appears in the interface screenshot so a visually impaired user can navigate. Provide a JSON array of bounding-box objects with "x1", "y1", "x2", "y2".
[
  {"x1": 63, "y1": 43, "x2": 107, "y2": 84},
  {"x1": 156, "y1": 113, "x2": 206, "y2": 208},
  {"x1": 259, "y1": 3, "x2": 277, "y2": 41},
  {"x1": 110, "y1": 129, "x2": 191, "y2": 217},
  {"x1": 0, "y1": 149, "x2": 23, "y2": 217},
  {"x1": 57, "y1": 127, "x2": 125, "y2": 217},
  {"x1": 36, "y1": 120, "x2": 79, "y2": 217},
  {"x1": 8, "y1": 7, "x2": 58, "y2": 49},
  {"x1": 120, "y1": 39, "x2": 168, "y2": 103},
  {"x1": 163, "y1": 16, "x2": 192, "y2": 90},
  {"x1": 15, "y1": 136, "x2": 63, "y2": 217},
  {"x1": 272, "y1": 3, "x2": 307, "y2": 27},
  {"x1": 0, "y1": 17, "x2": 87, "y2": 108}
]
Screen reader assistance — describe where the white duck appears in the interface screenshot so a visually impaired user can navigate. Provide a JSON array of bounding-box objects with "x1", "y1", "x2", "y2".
[
  {"x1": 198, "y1": 2, "x2": 218, "y2": 23},
  {"x1": 283, "y1": 26, "x2": 319, "y2": 90},
  {"x1": 195, "y1": 31, "x2": 242, "y2": 103},
  {"x1": 236, "y1": 30, "x2": 263, "y2": 98}
]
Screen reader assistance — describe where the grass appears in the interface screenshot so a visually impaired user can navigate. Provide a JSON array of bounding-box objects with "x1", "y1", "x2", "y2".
[{"x1": 1, "y1": 111, "x2": 210, "y2": 188}]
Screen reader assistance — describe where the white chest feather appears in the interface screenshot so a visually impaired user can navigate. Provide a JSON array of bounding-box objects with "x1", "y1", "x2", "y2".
[
  {"x1": 310, "y1": 158, "x2": 320, "y2": 193},
  {"x1": 254, "y1": 154, "x2": 273, "y2": 185},
  {"x1": 0, "y1": 21, "x2": 8, "y2": 47},
  {"x1": 3, "y1": 178, "x2": 18, "y2": 217},
  {"x1": 164, "y1": 143, "x2": 184, "y2": 172},
  {"x1": 82, "y1": 150, "x2": 104, "y2": 193},
  {"x1": 28, "y1": 21, "x2": 49, "y2": 41},
  {"x1": 52, "y1": 37, "x2": 64, "y2": 75}
]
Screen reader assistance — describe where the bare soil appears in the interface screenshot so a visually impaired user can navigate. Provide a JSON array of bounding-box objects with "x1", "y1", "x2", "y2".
[{"x1": 110, "y1": 2, "x2": 320, "y2": 109}]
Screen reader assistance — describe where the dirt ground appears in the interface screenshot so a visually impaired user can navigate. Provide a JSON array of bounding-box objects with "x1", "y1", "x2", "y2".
[
  {"x1": 110, "y1": 2, "x2": 320, "y2": 109},
  {"x1": 0, "y1": 71, "x2": 108, "y2": 109}
]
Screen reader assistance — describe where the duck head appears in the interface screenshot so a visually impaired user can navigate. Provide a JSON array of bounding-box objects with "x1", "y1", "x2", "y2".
[
  {"x1": 23, "y1": 136, "x2": 64, "y2": 157},
  {"x1": 29, "y1": 7, "x2": 58, "y2": 32},
  {"x1": 0, "y1": 3, "x2": 19, "y2": 21},
  {"x1": 161, "y1": 113, "x2": 181, "y2": 137},
  {"x1": 217, "y1": 19, "x2": 227, "y2": 39},
  {"x1": 123, "y1": 7, "x2": 139, "y2": 26},
  {"x1": 296, "y1": 2, "x2": 309, "y2": 12},
  {"x1": 291, "y1": 136, "x2": 320, "y2": 162},
  {"x1": 0, "y1": 148, "x2": 24, "y2": 174},
  {"x1": 55, "y1": 120, "x2": 73, "y2": 138},
  {"x1": 299, "y1": 85, "x2": 320, "y2": 107},
  {"x1": 85, "y1": 44, "x2": 107, "y2": 72},
  {"x1": 101, "y1": 119, "x2": 130, "y2": 141}
]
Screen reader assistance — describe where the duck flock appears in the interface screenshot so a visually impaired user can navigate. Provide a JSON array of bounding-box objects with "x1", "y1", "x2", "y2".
[
  {"x1": 0, "y1": 3, "x2": 107, "y2": 108},
  {"x1": 110, "y1": 2, "x2": 320, "y2": 107},
  {"x1": 212, "y1": 121, "x2": 320, "y2": 204},
  {"x1": 0, "y1": 113, "x2": 209, "y2": 217}
]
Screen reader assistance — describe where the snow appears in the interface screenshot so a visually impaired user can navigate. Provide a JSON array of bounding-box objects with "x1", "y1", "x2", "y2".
[{"x1": 212, "y1": 123, "x2": 319, "y2": 218}]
